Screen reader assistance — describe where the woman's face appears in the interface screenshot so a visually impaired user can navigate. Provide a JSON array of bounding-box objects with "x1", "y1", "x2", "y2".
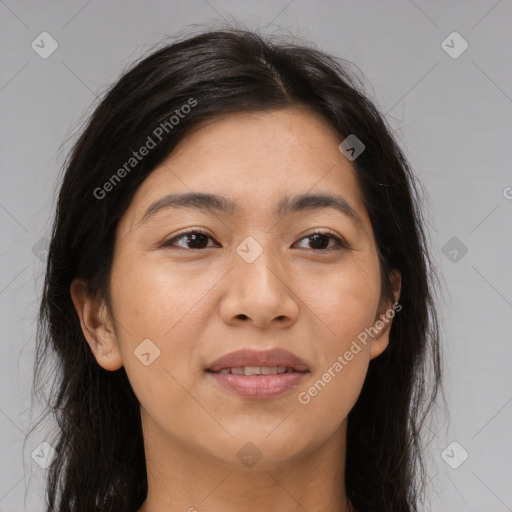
[{"x1": 73, "y1": 106, "x2": 399, "y2": 471}]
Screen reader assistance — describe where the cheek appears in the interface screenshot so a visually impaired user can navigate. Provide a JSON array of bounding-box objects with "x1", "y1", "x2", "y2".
[
  {"x1": 110, "y1": 252, "x2": 211, "y2": 340},
  {"x1": 294, "y1": 348, "x2": 369, "y2": 444},
  {"x1": 290, "y1": 257, "x2": 380, "y2": 424},
  {"x1": 295, "y1": 256, "x2": 382, "y2": 343},
  {"x1": 109, "y1": 255, "x2": 214, "y2": 406}
]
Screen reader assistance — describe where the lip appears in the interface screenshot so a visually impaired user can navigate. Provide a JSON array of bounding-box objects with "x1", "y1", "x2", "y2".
[
  {"x1": 206, "y1": 348, "x2": 309, "y2": 373},
  {"x1": 207, "y1": 371, "x2": 308, "y2": 400},
  {"x1": 205, "y1": 348, "x2": 310, "y2": 400}
]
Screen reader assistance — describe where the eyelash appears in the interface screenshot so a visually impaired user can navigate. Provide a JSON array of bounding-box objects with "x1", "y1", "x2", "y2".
[{"x1": 162, "y1": 228, "x2": 349, "y2": 252}]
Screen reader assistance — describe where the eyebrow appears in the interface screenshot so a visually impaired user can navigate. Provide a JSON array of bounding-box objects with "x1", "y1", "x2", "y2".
[{"x1": 139, "y1": 191, "x2": 366, "y2": 232}]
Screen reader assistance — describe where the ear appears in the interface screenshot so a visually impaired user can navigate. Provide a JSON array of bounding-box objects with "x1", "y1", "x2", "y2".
[
  {"x1": 70, "y1": 278, "x2": 123, "y2": 371},
  {"x1": 369, "y1": 269, "x2": 402, "y2": 360}
]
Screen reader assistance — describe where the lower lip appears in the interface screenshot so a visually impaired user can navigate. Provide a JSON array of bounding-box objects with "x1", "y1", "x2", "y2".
[{"x1": 207, "y1": 371, "x2": 308, "y2": 400}]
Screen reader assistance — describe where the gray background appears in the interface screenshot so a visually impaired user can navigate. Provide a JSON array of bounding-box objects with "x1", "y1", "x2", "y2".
[{"x1": 1, "y1": 0, "x2": 511, "y2": 510}]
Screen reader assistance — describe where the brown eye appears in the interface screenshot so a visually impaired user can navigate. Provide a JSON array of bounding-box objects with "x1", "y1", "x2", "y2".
[
  {"x1": 294, "y1": 231, "x2": 348, "y2": 251},
  {"x1": 163, "y1": 230, "x2": 218, "y2": 250}
]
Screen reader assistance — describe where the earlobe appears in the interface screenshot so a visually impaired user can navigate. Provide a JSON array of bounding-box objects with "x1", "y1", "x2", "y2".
[
  {"x1": 69, "y1": 278, "x2": 123, "y2": 371},
  {"x1": 369, "y1": 269, "x2": 402, "y2": 360},
  {"x1": 369, "y1": 315, "x2": 392, "y2": 360}
]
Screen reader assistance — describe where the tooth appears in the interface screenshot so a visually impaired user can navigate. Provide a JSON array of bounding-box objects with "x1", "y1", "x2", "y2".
[
  {"x1": 225, "y1": 366, "x2": 291, "y2": 375},
  {"x1": 244, "y1": 366, "x2": 261, "y2": 376}
]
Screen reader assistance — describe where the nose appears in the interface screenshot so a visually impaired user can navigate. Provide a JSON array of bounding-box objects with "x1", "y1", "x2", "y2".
[{"x1": 218, "y1": 244, "x2": 299, "y2": 329}]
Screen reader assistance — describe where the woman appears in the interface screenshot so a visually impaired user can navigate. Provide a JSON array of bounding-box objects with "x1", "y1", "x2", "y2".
[{"x1": 32, "y1": 26, "x2": 443, "y2": 512}]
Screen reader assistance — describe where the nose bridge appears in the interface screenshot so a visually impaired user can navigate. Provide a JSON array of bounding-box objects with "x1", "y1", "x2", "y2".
[
  {"x1": 234, "y1": 234, "x2": 283, "y2": 297},
  {"x1": 221, "y1": 233, "x2": 298, "y2": 326}
]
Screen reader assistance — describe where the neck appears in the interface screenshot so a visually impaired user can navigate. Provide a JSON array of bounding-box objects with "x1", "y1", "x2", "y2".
[{"x1": 137, "y1": 416, "x2": 353, "y2": 512}]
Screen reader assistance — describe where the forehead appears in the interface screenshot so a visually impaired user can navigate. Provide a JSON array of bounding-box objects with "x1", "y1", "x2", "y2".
[{"x1": 121, "y1": 106, "x2": 370, "y2": 230}]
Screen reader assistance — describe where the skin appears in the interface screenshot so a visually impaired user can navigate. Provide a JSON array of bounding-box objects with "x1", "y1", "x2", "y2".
[{"x1": 71, "y1": 105, "x2": 401, "y2": 512}]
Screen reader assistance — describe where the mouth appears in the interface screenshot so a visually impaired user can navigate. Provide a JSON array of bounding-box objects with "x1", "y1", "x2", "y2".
[
  {"x1": 206, "y1": 366, "x2": 307, "y2": 375},
  {"x1": 206, "y1": 347, "x2": 310, "y2": 373},
  {"x1": 205, "y1": 348, "x2": 310, "y2": 400}
]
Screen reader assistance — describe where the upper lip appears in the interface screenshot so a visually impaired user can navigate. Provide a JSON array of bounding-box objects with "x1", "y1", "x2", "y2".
[{"x1": 206, "y1": 348, "x2": 310, "y2": 373}]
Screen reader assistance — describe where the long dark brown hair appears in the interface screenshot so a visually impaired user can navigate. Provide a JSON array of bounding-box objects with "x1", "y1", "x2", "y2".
[{"x1": 29, "y1": 25, "x2": 445, "y2": 512}]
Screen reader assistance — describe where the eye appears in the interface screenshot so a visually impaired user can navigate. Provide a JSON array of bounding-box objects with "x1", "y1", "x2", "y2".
[
  {"x1": 162, "y1": 229, "x2": 348, "y2": 252},
  {"x1": 162, "y1": 229, "x2": 218, "y2": 250},
  {"x1": 293, "y1": 230, "x2": 348, "y2": 252}
]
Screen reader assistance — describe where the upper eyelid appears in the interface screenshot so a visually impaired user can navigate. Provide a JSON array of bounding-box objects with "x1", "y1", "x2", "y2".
[{"x1": 167, "y1": 228, "x2": 214, "y2": 242}]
